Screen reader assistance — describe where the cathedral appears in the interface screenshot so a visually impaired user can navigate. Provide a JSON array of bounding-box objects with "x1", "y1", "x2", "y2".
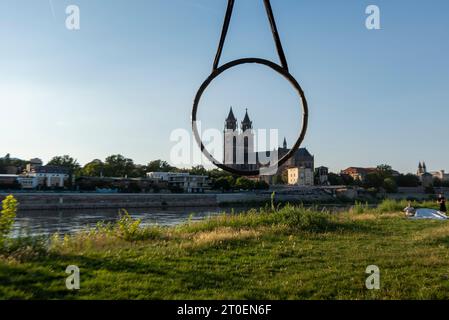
[
  {"x1": 417, "y1": 162, "x2": 433, "y2": 187},
  {"x1": 417, "y1": 162, "x2": 427, "y2": 176},
  {"x1": 223, "y1": 107, "x2": 314, "y2": 181}
]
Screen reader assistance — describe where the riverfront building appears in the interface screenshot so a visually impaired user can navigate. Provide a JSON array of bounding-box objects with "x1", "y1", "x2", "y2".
[
  {"x1": 147, "y1": 172, "x2": 209, "y2": 193},
  {"x1": 417, "y1": 162, "x2": 449, "y2": 186},
  {"x1": 0, "y1": 159, "x2": 70, "y2": 189},
  {"x1": 287, "y1": 167, "x2": 314, "y2": 186}
]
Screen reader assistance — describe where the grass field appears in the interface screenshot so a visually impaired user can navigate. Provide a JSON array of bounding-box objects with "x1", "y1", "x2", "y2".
[{"x1": 1, "y1": 199, "x2": 449, "y2": 300}]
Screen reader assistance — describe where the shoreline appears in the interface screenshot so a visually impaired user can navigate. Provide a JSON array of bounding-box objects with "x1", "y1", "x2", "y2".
[{"x1": 0, "y1": 191, "x2": 341, "y2": 211}]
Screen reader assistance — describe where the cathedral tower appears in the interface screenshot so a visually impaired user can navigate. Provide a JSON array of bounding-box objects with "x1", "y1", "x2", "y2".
[
  {"x1": 224, "y1": 107, "x2": 238, "y2": 165},
  {"x1": 240, "y1": 109, "x2": 255, "y2": 167},
  {"x1": 223, "y1": 108, "x2": 256, "y2": 169}
]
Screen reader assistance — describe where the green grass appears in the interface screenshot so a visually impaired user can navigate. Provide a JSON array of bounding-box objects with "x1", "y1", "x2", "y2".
[{"x1": 1, "y1": 200, "x2": 449, "y2": 300}]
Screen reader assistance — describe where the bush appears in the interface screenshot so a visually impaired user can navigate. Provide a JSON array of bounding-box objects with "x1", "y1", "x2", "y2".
[
  {"x1": 116, "y1": 209, "x2": 148, "y2": 241},
  {"x1": 235, "y1": 177, "x2": 255, "y2": 190},
  {"x1": 4, "y1": 235, "x2": 48, "y2": 259},
  {"x1": 273, "y1": 205, "x2": 334, "y2": 232},
  {"x1": 0, "y1": 195, "x2": 18, "y2": 248},
  {"x1": 50, "y1": 210, "x2": 164, "y2": 251},
  {"x1": 351, "y1": 201, "x2": 370, "y2": 214},
  {"x1": 374, "y1": 199, "x2": 439, "y2": 213},
  {"x1": 377, "y1": 199, "x2": 408, "y2": 213}
]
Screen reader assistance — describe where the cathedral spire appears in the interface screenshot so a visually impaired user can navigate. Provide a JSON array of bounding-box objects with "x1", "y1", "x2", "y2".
[
  {"x1": 241, "y1": 108, "x2": 252, "y2": 131},
  {"x1": 283, "y1": 137, "x2": 287, "y2": 149},
  {"x1": 418, "y1": 162, "x2": 425, "y2": 175},
  {"x1": 225, "y1": 106, "x2": 237, "y2": 131}
]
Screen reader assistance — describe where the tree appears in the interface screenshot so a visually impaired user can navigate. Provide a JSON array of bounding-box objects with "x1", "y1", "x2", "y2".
[
  {"x1": 0, "y1": 154, "x2": 27, "y2": 174},
  {"x1": 131, "y1": 165, "x2": 147, "y2": 178},
  {"x1": 364, "y1": 172, "x2": 384, "y2": 189},
  {"x1": 104, "y1": 155, "x2": 135, "y2": 177},
  {"x1": 395, "y1": 174, "x2": 420, "y2": 187},
  {"x1": 212, "y1": 177, "x2": 232, "y2": 191},
  {"x1": 47, "y1": 155, "x2": 80, "y2": 173},
  {"x1": 81, "y1": 159, "x2": 105, "y2": 177},
  {"x1": 341, "y1": 174, "x2": 356, "y2": 186},
  {"x1": 146, "y1": 160, "x2": 175, "y2": 173},
  {"x1": 433, "y1": 177, "x2": 442, "y2": 187},
  {"x1": 376, "y1": 164, "x2": 396, "y2": 181},
  {"x1": 225, "y1": 176, "x2": 236, "y2": 190},
  {"x1": 208, "y1": 169, "x2": 227, "y2": 180},
  {"x1": 189, "y1": 165, "x2": 207, "y2": 176},
  {"x1": 383, "y1": 178, "x2": 398, "y2": 193},
  {"x1": 328, "y1": 173, "x2": 345, "y2": 186}
]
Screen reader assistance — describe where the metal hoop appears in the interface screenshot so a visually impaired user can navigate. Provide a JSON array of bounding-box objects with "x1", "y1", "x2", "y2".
[
  {"x1": 192, "y1": 58, "x2": 309, "y2": 176},
  {"x1": 192, "y1": 0, "x2": 309, "y2": 176}
]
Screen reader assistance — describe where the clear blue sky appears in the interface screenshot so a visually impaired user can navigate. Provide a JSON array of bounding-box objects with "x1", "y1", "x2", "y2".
[{"x1": 1, "y1": 0, "x2": 448, "y2": 174}]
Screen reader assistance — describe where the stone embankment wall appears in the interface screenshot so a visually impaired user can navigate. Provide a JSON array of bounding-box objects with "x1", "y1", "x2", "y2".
[
  {"x1": 0, "y1": 190, "x2": 336, "y2": 211},
  {"x1": 0, "y1": 193, "x2": 218, "y2": 210}
]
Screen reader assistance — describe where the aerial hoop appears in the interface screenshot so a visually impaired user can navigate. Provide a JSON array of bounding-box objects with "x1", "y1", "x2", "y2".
[{"x1": 192, "y1": 0, "x2": 309, "y2": 176}]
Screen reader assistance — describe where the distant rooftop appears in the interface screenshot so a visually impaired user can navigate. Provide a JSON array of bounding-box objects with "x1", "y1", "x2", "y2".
[{"x1": 31, "y1": 165, "x2": 70, "y2": 174}]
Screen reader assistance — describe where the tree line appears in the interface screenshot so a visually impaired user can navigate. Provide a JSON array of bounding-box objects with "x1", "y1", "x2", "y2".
[
  {"x1": 1, "y1": 154, "x2": 269, "y2": 191},
  {"x1": 327, "y1": 164, "x2": 449, "y2": 192},
  {"x1": 3, "y1": 154, "x2": 447, "y2": 192}
]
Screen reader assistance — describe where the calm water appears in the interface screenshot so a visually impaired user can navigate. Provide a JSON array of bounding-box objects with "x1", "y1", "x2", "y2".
[
  {"x1": 12, "y1": 207, "x2": 229, "y2": 237},
  {"x1": 12, "y1": 205, "x2": 351, "y2": 237}
]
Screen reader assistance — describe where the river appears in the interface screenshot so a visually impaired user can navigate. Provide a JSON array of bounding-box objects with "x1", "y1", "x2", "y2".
[
  {"x1": 12, "y1": 207, "x2": 229, "y2": 237},
  {"x1": 12, "y1": 205, "x2": 351, "y2": 238}
]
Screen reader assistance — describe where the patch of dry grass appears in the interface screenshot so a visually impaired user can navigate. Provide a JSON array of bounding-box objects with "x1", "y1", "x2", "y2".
[
  {"x1": 191, "y1": 227, "x2": 261, "y2": 246},
  {"x1": 344, "y1": 212, "x2": 402, "y2": 221},
  {"x1": 412, "y1": 222, "x2": 449, "y2": 242}
]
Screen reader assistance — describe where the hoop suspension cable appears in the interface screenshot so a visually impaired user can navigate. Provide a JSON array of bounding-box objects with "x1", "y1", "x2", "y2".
[{"x1": 213, "y1": 0, "x2": 289, "y2": 72}]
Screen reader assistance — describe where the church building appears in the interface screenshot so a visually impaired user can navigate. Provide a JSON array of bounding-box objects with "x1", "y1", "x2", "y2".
[{"x1": 223, "y1": 107, "x2": 314, "y2": 184}]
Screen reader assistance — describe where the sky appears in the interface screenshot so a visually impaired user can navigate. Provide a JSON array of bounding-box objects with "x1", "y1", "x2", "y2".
[{"x1": 0, "y1": 0, "x2": 448, "y2": 174}]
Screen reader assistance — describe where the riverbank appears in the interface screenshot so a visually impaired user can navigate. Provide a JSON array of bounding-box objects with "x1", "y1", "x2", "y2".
[
  {"x1": 1, "y1": 200, "x2": 448, "y2": 299},
  {"x1": 0, "y1": 191, "x2": 339, "y2": 211}
]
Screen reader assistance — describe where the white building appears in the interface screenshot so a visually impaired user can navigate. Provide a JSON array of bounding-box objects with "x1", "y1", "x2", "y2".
[
  {"x1": 147, "y1": 172, "x2": 209, "y2": 193},
  {"x1": 1, "y1": 163, "x2": 69, "y2": 189},
  {"x1": 0, "y1": 174, "x2": 39, "y2": 189},
  {"x1": 27, "y1": 165, "x2": 70, "y2": 188},
  {"x1": 17, "y1": 176, "x2": 39, "y2": 189},
  {"x1": 288, "y1": 167, "x2": 314, "y2": 186},
  {"x1": 430, "y1": 170, "x2": 449, "y2": 182}
]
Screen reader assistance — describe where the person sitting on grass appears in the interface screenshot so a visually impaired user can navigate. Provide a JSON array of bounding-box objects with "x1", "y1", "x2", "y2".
[
  {"x1": 404, "y1": 202, "x2": 416, "y2": 217},
  {"x1": 437, "y1": 194, "x2": 447, "y2": 213}
]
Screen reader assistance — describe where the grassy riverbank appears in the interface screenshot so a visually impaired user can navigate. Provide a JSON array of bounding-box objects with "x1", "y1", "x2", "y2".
[{"x1": 1, "y1": 199, "x2": 449, "y2": 300}]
